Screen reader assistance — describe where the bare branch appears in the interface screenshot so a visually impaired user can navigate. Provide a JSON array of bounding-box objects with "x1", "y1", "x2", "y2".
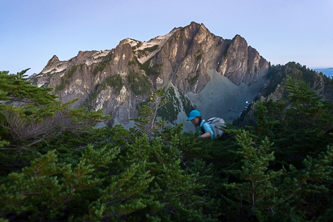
[{"x1": 0, "y1": 106, "x2": 101, "y2": 149}]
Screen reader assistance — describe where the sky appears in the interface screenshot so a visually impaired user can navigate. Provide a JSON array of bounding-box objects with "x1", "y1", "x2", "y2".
[{"x1": 1, "y1": 0, "x2": 332, "y2": 76}]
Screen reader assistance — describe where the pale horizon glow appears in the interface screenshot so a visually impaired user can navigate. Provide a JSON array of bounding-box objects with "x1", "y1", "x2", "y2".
[{"x1": 1, "y1": 0, "x2": 332, "y2": 76}]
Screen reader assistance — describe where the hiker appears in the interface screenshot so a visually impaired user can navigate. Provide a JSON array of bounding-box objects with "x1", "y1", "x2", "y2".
[
  {"x1": 187, "y1": 109, "x2": 226, "y2": 140},
  {"x1": 187, "y1": 110, "x2": 214, "y2": 139}
]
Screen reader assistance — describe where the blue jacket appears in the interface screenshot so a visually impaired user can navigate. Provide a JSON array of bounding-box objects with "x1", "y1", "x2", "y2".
[{"x1": 198, "y1": 120, "x2": 214, "y2": 139}]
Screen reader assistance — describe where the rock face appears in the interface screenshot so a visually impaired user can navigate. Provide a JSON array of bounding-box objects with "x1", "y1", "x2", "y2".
[
  {"x1": 30, "y1": 22, "x2": 270, "y2": 129},
  {"x1": 233, "y1": 62, "x2": 333, "y2": 127}
]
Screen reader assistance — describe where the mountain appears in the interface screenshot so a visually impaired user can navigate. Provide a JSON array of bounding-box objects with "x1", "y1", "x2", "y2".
[
  {"x1": 234, "y1": 62, "x2": 333, "y2": 127},
  {"x1": 315, "y1": 68, "x2": 333, "y2": 77},
  {"x1": 31, "y1": 22, "x2": 329, "y2": 130}
]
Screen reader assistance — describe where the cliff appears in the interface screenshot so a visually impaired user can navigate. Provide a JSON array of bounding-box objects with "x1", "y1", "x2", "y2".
[{"x1": 30, "y1": 22, "x2": 271, "y2": 129}]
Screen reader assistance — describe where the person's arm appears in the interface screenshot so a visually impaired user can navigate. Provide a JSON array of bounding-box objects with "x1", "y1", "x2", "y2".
[
  {"x1": 199, "y1": 132, "x2": 211, "y2": 138},
  {"x1": 199, "y1": 122, "x2": 214, "y2": 139}
]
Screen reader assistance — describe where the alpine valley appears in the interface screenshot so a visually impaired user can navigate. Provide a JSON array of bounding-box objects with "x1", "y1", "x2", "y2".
[{"x1": 30, "y1": 22, "x2": 333, "y2": 129}]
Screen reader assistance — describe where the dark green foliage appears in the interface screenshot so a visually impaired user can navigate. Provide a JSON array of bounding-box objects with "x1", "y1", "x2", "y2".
[
  {"x1": 137, "y1": 45, "x2": 158, "y2": 57},
  {"x1": 66, "y1": 64, "x2": 78, "y2": 79},
  {"x1": 195, "y1": 53, "x2": 202, "y2": 62},
  {"x1": 194, "y1": 49, "x2": 203, "y2": 62},
  {"x1": 85, "y1": 74, "x2": 124, "y2": 110},
  {"x1": 131, "y1": 42, "x2": 143, "y2": 51},
  {"x1": 219, "y1": 127, "x2": 333, "y2": 221},
  {"x1": 54, "y1": 82, "x2": 66, "y2": 93},
  {"x1": 157, "y1": 87, "x2": 180, "y2": 122},
  {"x1": 96, "y1": 74, "x2": 124, "y2": 94},
  {"x1": 247, "y1": 77, "x2": 333, "y2": 168},
  {"x1": 139, "y1": 58, "x2": 163, "y2": 76},
  {"x1": 128, "y1": 59, "x2": 137, "y2": 66},
  {"x1": 1, "y1": 68, "x2": 333, "y2": 221},
  {"x1": 132, "y1": 88, "x2": 168, "y2": 140},
  {"x1": 128, "y1": 56, "x2": 162, "y2": 76},
  {"x1": 187, "y1": 70, "x2": 200, "y2": 85},
  {"x1": 179, "y1": 89, "x2": 195, "y2": 116},
  {"x1": 128, "y1": 70, "x2": 152, "y2": 95},
  {"x1": 54, "y1": 65, "x2": 79, "y2": 93},
  {"x1": 219, "y1": 77, "x2": 333, "y2": 221},
  {"x1": 0, "y1": 69, "x2": 108, "y2": 171},
  {"x1": 0, "y1": 84, "x2": 216, "y2": 221},
  {"x1": 0, "y1": 69, "x2": 57, "y2": 104},
  {"x1": 286, "y1": 62, "x2": 317, "y2": 87},
  {"x1": 106, "y1": 74, "x2": 123, "y2": 93},
  {"x1": 93, "y1": 62, "x2": 106, "y2": 75},
  {"x1": 128, "y1": 53, "x2": 163, "y2": 76},
  {"x1": 221, "y1": 130, "x2": 284, "y2": 221},
  {"x1": 263, "y1": 62, "x2": 323, "y2": 97},
  {"x1": 262, "y1": 64, "x2": 285, "y2": 97},
  {"x1": 85, "y1": 74, "x2": 123, "y2": 110},
  {"x1": 156, "y1": 86, "x2": 194, "y2": 123}
]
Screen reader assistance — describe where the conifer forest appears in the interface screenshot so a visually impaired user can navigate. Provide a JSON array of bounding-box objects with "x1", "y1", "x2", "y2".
[{"x1": 1, "y1": 66, "x2": 333, "y2": 221}]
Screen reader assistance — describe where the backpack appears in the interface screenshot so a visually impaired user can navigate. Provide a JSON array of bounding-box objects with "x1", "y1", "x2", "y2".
[{"x1": 206, "y1": 117, "x2": 225, "y2": 139}]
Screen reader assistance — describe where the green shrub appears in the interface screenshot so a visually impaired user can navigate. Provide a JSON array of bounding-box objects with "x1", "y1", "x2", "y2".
[
  {"x1": 3, "y1": 69, "x2": 333, "y2": 221},
  {"x1": 128, "y1": 70, "x2": 152, "y2": 95},
  {"x1": 187, "y1": 70, "x2": 200, "y2": 85},
  {"x1": 85, "y1": 74, "x2": 123, "y2": 108},
  {"x1": 179, "y1": 89, "x2": 195, "y2": 115},
  {"x1": 157, "y1": 87, "x2": 180, "y2": 122},
  {"x1": 137, "y1": 45, "x2": 158, "y2": 56},
  {"x1": 140, "y1": 59, "x2": 162, "y2": 76},
  {"x1": 54, "y1": 65, "x2": 79, "y2": 93},
  {"x1": 66, "y1": 65, "x2": 77, "y2": 80},
  {"x1": 128, "y1": 59, "x2": 137, "y2": 66},
  {"x1": 105, "y1": 74, "x2": 123, "y2": 93},
  {"x1": 156, "y1": 87, "x2": 194, "y2": 123},
  {"x1": 195, "y1": 53, "x2": 202, "y2": 62},
  {"x1": 128, "y1": 57, "x2": 162, "y2": 76},
  {"x1": 54, "y1": 82, "x2": 66, "y2": 93}
]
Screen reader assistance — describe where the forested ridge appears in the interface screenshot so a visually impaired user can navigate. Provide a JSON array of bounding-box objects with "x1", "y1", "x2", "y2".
[{"x1": 1, "y1": 67, "x2": 333, "y2": 221}]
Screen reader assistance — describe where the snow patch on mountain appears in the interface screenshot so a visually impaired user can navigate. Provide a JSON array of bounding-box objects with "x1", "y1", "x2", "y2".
[
  {"x1": 135, "y1": 28, "x2": 180, "y2": 64},
  {"x1": 41, "y1": 63, "x2": 68, "y2": 75},
  {"x1": 85, "y1": 50, "x2": 111, "y2": 66}
]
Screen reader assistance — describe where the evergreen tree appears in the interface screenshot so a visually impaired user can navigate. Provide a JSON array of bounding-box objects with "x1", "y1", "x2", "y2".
[
  {"x1": 0, "y1": 76, "x2": 216, "y2": 221},
  {"x1": 220, "y1": 77, "x2": 333, "y2": 221},
  {"x1": 0, "y1": 69, "x2": 108, "y2": 175},
  {"x1": 132, "y1": 88, "x2": 168, "y2": 141},
  {"x1": 1, "y1": 69, "x2": 333, "y2": 221}
]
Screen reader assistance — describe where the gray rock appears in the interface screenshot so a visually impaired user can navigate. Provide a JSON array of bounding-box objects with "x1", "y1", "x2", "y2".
[{"x1": 30, "y1": 22, "x2": 271, "y2": 129}]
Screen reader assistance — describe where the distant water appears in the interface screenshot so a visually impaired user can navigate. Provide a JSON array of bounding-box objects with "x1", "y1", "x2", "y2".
[{"x1": 314, "y1": 68, "x2": 333, "y2": 77}]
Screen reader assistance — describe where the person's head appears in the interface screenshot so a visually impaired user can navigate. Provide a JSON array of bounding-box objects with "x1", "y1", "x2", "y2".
[{"x1": 187, "y1": 110, "x2": 202, "y2": 126}]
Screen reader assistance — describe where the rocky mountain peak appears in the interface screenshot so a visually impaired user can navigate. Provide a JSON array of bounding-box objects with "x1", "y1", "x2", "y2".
[
  {"x1": 119, "y1": 38, "x2": 140, "y2": 47},
  {"x1": 50, "y1": 55, "x2": 59, "y2": 63},
  {"x1": 41, "y1": 55, "x2": 63, "y2": 74},
  {"x1": 199, "y1": 23, "x2": 209, "y2": 33},
  {"x1": 31, "y1": 22, "x2": 272, "y2": 128},
  {"x1": 44, "y1": 55, "x2": 59, "y2": 68}
]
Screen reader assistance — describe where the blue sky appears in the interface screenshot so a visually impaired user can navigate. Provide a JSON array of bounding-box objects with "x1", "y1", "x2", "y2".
[{"x1": 1, "y1": 0, "x2": 332, "y2": 76}]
